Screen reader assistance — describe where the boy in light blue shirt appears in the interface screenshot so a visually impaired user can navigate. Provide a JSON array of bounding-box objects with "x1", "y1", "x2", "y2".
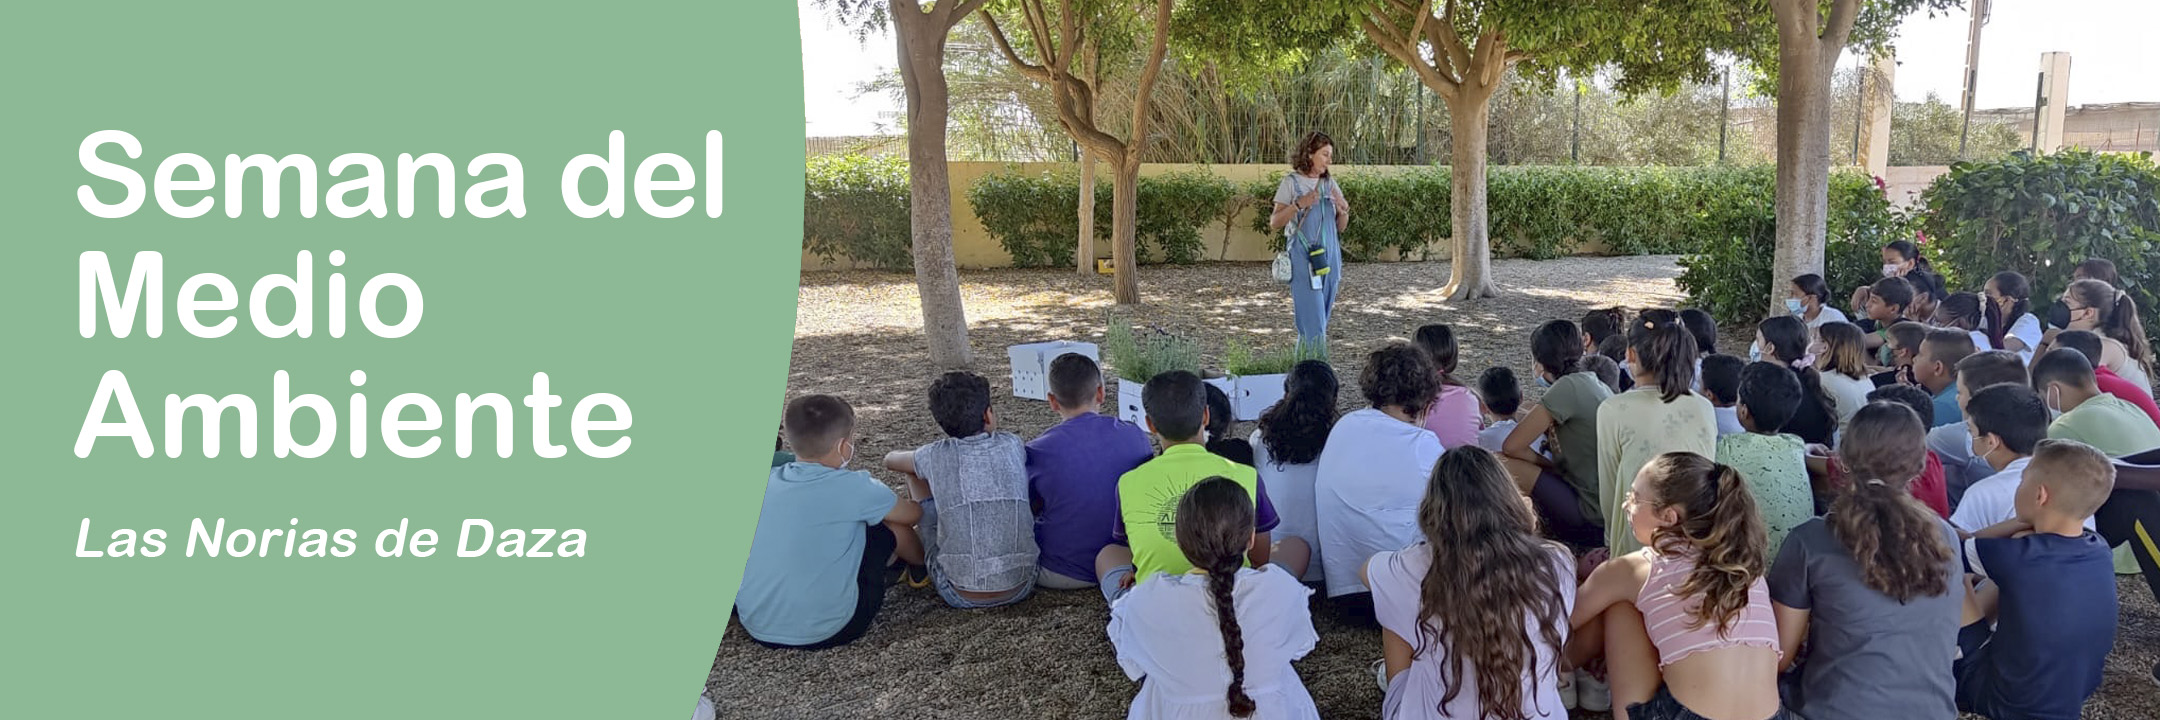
[{"x1": 736, "y1": 395, "x2": 923, "y2": 649}]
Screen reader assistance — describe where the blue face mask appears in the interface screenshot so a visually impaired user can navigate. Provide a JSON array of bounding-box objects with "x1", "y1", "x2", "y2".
[
  {"x1": 1786, "y1": 298, "x2": 1805, "y2": 315},
  {"x1": 1748, "y1": 342, "x2": 1764, "y2": 363},
  {"x1": 1535, "y1": 373, "x2": 1552, "y2": 388}
]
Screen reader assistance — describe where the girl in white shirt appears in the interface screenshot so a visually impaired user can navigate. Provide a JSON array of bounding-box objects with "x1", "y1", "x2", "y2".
[
  {"x1": 1365, "y1": 447, "x2": 1574, "y2": 720},
  {"x1": 1983, "y1": 271, "x2": 2042, "y2": 364},
  {"x1": 1110, "y1": 478, "x2": 1321, "y2": 720},
  {"x1": 1813, "y1": 322, "x2": 1877, "y2": 430},
  {"x1": 1789, "y1": 273, "x2": 1850, "y2": 329}
]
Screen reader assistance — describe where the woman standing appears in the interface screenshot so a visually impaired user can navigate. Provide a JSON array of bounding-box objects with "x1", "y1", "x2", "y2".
[{"x1": 1270, "y1": 132, "x2": 1350, "y2": 346}]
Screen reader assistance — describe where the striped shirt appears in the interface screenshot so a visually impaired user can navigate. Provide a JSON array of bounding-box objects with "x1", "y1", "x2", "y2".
[{"x1": 1637, "y1": 548, "x2": 1780, "y2": 668}]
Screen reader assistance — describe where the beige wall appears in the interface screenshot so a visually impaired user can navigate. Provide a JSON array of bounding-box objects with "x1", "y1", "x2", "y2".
[
  {"x1": 803, "y1": 162, "x2": 1974, "y2": 271},
  {"x1": 802, "y1": 162, "x2": 1434, "y2": 271}
]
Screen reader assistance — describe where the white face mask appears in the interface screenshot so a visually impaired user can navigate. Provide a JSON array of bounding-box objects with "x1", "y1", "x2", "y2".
[
  {"x1": 1882, "y1": 263, "x2": 1901, "y2": 278},
  {"x1": 1969, "y1": 432, "x2": 1993, "y2": 461}
]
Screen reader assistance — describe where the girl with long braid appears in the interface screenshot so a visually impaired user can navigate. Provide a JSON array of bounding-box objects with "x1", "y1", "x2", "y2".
[{"x1": 1109, "y1": 477, "x2": 1321, "y2": 720}]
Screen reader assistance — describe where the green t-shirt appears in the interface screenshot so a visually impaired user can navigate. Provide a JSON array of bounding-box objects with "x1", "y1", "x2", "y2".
[
  {"x1": 2050, "y1": 394, "x2": 2160, "y2": 457},
  {"x1": 1716, "y1": 431, "x2": 1813, "y2": 555},
  {"x1": 1116, "y1": 444, "x2": 1263, "y2": 581},
  {"x1": 1538, "y1": 371, "x2": 1612, "y2": 522},
  {"x1": 1597, "y1": 388, "x2": 1718, "y2": 554}
]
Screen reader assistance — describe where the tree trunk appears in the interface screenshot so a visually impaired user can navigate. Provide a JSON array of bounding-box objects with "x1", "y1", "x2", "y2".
[
  {"x1": 1077, "y1": 149, "x2": 1096, "y2": 274},
  {"x1": 1771, "y1": 37, "x2": 1835, "y2": 317},
  {"x1": 1443, "y1": 90, "x2": 1499, "y2": 299},
  {"x1": 894, "y1": 18, "x2": 973, "y2": 368},
  {"x1": 1110, "y1": 157, "x2": 1141, "y2": 304}
]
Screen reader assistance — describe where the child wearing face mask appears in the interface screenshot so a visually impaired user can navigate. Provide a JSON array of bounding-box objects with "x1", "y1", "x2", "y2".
[
  {"x1": 738, "y1": 394, "x2": 927, "y2": 649},
  {"x1": 1501, "y1": 320, "x2": 1612, "y2": 551},
  {"x1": 2039, "y1": 279, "x2": 2153, "y2": 393}
]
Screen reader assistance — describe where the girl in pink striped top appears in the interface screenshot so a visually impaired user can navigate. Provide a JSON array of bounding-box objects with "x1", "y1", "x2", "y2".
[{"x1": 1566, "y1": 452, "x2": 1790, "y2": 720}]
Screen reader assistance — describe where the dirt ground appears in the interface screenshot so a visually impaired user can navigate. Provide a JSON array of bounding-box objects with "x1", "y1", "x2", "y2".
[{"x1": 708, "y1": 255, "x2": 2159, "y2": 719}]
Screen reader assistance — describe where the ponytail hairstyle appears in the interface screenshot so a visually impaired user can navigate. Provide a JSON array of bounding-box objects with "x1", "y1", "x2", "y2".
[
  {"x1": 1407, "y1": 447, "x2": 1570, "y2": 719},
  {"x1": 1758, "y1": 316, "x2": 1835, "y2": 440},
  {"x1": 1414, "y1": 324, "x2": 1466, "y2": 387},
  {"x1": 2075, "y1": 258, "x2": 2121, "y2": 287},
  {"x1": 1530, "y1": 320, "x2": 1583, "y2": 379},
  {"x1": 1936, "y1": 292, "x2": 1985, "y2": 332},
  {"x1": 1791, "y1": 273, "x2": 1832, "y2": 310},
  {"x1": 1985, "y1": 271, "x2": 2031, "y2": 351},
  {"x1": 1628, "y1": 314, "x2": 1698, "y2": 403},
  {"x1": 1641, "y1": 452, "x2": 1768, "y2": 634},
  {"x1": 1256, "y1": 360, "x2": 1340, "y2": 467},
  {"x1": 1885, "y1": 239, "x2": 1932, "y2": 274},
  {"x1": 1173, "y1": 477, "x2": 1261, "y2": 718},
  {"x1": 2068, "y1": 278, "x2": 2150, "y2": 368},
  {"x1": 1831, "y1": 401, "x2": 1954, "y2": 602}
]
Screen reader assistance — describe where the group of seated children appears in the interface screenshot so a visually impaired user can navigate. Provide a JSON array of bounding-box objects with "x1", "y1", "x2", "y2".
[{"x1": 737, "y1": 249, "x2": 2155, "y2": 720}]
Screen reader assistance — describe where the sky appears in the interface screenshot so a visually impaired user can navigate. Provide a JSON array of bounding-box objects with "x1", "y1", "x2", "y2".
[{"x1": 799, "y1": 0, "x2": 2158, "y2": 138}]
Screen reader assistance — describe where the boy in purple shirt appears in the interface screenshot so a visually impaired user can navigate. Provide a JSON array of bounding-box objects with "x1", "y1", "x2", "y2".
[{"x1": 1025, "y1": 354, "x2": 1156, "y2": 589}]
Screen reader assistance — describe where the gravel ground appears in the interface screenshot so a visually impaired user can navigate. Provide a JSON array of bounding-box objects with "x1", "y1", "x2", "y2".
[{"x1": 709, "y1": 255, "x2": 2159, "y2": 719}]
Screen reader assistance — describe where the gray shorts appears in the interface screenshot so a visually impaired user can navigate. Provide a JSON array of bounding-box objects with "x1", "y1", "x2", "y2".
[{"x1": 919, "y1": 498, "x2": 1037, "y2": 610}]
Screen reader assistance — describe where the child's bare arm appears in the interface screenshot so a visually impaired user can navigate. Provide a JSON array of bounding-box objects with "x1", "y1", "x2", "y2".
[
  {"x1": 1772, "y1": 603, "x2": 1810, "y2": 672},
  {"x1": 1247, "y1": 531, "x2": 1272, "y2": 566},
  {"x1": 1570, "y1": 551, "x2": 1649, "y2": 629}
]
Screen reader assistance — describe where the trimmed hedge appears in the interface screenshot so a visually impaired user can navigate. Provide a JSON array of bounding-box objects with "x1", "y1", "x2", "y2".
[
  {"x1": 804, "y1": 154, "x2": 914, "y2": 270},
  {"x1": 967, "y1": 169, "x2": 1237, "y2": 268},
  {"x1": 1920, "y1": 149, "x2": 2160, "y2": 356},
  {"x1": 802, "y1": 157, "x2": 1911, "y2": 284},
  {"x1": 1675, "y1": 170, "x2": 1914, "y2": 326}
]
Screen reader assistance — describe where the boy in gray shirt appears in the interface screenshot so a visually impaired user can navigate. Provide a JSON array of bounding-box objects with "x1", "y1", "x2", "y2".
[{"x1": 885, "y1": 371, "x2": 1037, "y2": 608}]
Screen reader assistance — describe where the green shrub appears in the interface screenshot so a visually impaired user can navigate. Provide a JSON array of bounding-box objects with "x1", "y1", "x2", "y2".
[
  {"x1": 1675, "y1": 169, "x2": 1912, "y2": 326},
  {"x1": 804, "y1": 154, "x2": 912, "y2": 270},
  {"x1": 1225, "y1": 337, "x2": 1330, "y2": 376},
  {"x1": 1102, "y1": 314, "x2": 1202, "y2": 384},
  {"x1": 968, "y1": 169, "x2": 1236, "y2": 268},
  {"x1": 1919, "y1": 149, "x2": 2160, "y2": 356}
]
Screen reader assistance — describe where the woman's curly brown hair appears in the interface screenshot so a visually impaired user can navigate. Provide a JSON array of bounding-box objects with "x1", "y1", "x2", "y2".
[{"x1": 1290, "y1": 131, "x2": 1334, "y2": 176}]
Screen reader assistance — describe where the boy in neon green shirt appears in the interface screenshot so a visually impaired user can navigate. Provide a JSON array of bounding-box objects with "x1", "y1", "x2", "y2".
[{"x1": 1094, "y1": 371, "x2": 1308, "y2": 603}]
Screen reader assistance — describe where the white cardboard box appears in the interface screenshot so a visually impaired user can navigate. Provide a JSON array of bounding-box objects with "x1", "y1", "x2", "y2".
[
  {"x1": 1230, "y1": 373, "x2": 1288, "y2": 421},
  {"x1": 1007, "y1": 341, "x2": 1101, "y2": 401},
  {"x1": 1116, "y1": 376, "x2": 1233, "y2": 426}
]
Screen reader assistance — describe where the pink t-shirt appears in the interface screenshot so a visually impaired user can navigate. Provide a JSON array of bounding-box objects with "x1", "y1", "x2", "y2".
[{"x1": 1422, "y1": 384, "x2": 1481, "y2": 449}]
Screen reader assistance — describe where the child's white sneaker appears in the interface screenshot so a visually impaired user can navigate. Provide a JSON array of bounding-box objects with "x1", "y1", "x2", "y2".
[
  {"x1": 1557, "y1": 668, "x2": 1579, "y2": 709},
  {"x1": 1576, "y1": 670, "x2": 1611, "y2": 712}
]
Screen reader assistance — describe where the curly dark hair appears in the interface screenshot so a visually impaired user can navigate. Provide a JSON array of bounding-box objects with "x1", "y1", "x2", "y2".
[
  {"x1": 927, "y1": 371, "x2": 991, "y2": 437},
  {"x1": 1361, "y1": 342, "x2": 1440, "y2": 417},
  {"x1": 1257, "y1": 361, "x2": 1339, "y2": 467},
  {"x1": 1290, "y1": 131, "x2": 1334, "y2": 177},
  {"x1": 1400, "y1": 447, "x2": 1569, "y2": 718}
]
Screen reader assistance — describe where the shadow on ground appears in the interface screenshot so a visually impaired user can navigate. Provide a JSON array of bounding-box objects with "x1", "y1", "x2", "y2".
[{"x1": 712, "y1": 257, "x2": 2160, "y2": 719}]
